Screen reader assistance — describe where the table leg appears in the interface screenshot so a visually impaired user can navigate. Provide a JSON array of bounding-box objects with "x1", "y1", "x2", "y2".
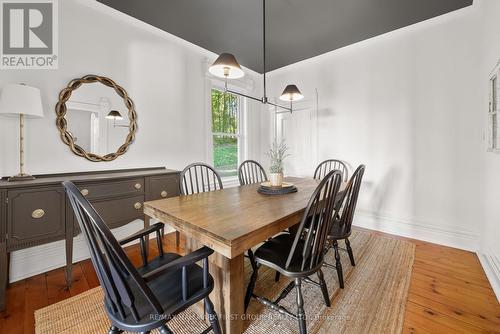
[
  {"x1": 185, "y1": 237, "x2": 245, "y2": 334},
  {"x1": 175, "y1": 230, "x2": 180, "y2": 248},
  {"x1": 144, "y1": 215, "x2": 151, "y2": 256},
  {"x1": 65, "y1": 220, "x2": 73, "y2": 286},
  {"x1": 0, "y1": 242, "x2": 7, "y2": 311}
]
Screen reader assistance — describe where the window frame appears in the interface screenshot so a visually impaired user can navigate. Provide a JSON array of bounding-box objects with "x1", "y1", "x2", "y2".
[
  {"x1": 488, "y1": 62, "x2": 500, "y2": 153},
  {"x1": 206, "y1": 80, "x2": 248, "y2": 182}
]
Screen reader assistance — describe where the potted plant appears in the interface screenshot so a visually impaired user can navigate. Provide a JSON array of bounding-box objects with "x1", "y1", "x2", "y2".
[{"x1": 267, "y1": 140, "x2": 289, "y2": 187}]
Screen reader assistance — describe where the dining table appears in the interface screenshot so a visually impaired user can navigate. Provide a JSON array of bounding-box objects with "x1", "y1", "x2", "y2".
[{"x1": 143, "y1": 176, "x2": 346, "y2": 334}]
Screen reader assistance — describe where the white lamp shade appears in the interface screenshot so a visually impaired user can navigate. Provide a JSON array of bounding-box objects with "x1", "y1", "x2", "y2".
[{"x1": 0, "y1": 84, "x2": 44, "y2": 118}]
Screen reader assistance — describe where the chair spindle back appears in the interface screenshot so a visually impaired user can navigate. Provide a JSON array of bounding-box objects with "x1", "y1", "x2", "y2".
[
  {"x1": 63, "y1": 181, "x2": 163, "y2": 323},
  {"x1": 286, "y1": 170, "x2": 343, "y2": 271},
  {"x1": 238, "y1": 160, "x2": 268, "y2": 185},
  {"x1": 314, "y1": 159, "x2": 349, "y2": 182},
  {"x1": 180, "y1": 162, "x2": 223, "y2": 195}
]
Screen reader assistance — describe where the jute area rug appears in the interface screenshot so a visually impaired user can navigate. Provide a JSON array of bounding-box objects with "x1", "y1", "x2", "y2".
[{"x1": 35, "y1": 230, "x2": 415, "y2": 333}]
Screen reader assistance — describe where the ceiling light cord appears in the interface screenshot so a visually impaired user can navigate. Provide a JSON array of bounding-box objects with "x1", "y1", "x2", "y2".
[
  {"x1": 208, "y1": 0, "x2": 303, "y2": 113},
  {"x1": 262, "y1": 0, "x2": 267, "y2": 104}
]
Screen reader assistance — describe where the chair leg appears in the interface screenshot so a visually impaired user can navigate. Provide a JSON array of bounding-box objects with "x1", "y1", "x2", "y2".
[
  {"x1": 317, "y1": 269, "x2": 331, "y2": 307},
  {"x1": 108, "y1": 326, "x2": 123, "y2": 334},
  {"x1": 205, "y1": 296, "x2": 222, "y2": 334},
  {"x1": 245, "y1": 265, "x2": 259, "y2": 312},
  {"x1": 295, "y1": 278, "x2": 307, "y2": 334},
  {"x1": 158, "y1": 324, "x2": 173, "y2": 334},
  {"x1": 333, "y1": 241, "x2": 344, "y2": 289},
  {"x1": 345, "y1": 238, "x2": 355, "y2": 266},
  {"x1": 274, "y1": 271, "x2": 281, "y2": 282}
]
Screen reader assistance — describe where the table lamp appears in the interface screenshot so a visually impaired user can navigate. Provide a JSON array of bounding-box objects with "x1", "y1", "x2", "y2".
[{"x1": 0, "y1": 83, "x2": 44, "y2": 181}]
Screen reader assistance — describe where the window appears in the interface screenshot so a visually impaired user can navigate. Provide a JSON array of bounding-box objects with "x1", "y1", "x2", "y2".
[
  {"x1": 489, "y1": 71, "x2": 499, "y2": 151},
  {"x1": 211, "y1": 89, "x2": 243, "y2": 178}
]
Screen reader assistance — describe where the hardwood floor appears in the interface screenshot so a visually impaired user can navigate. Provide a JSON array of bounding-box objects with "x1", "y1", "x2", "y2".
[{"x1": 0, "y1": 229, "x2": 499, "y2": 334}]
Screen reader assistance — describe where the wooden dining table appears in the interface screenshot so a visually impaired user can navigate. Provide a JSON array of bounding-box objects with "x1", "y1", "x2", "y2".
[{"x1": 143, "y1": 176, "x2": 345, "y2": 334}]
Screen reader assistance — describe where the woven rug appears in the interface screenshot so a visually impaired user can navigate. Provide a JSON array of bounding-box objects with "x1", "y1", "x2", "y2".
[{"x1": 35, "y1": 230, "x2": 415, "y2": 333}]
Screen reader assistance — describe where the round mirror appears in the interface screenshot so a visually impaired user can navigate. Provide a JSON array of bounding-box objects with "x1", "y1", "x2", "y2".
[{"x1": 55, "y1": 75, "x2": 137, "y2": 162}]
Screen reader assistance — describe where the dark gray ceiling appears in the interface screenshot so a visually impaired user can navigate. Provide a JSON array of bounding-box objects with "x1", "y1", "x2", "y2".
[{"x1": 97, "y1": 0, "x2": 473, "y2": 73}]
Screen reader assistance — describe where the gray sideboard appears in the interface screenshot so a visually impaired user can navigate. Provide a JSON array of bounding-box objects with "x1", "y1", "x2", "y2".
[{"x1": 0, "y1": 167, "x2": 180, "y2": 311}]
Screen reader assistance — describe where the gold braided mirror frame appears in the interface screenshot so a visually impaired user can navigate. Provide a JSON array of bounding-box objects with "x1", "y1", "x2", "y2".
[{"x1": 55, "y1": 75, "x2": 138, "y2": 162}]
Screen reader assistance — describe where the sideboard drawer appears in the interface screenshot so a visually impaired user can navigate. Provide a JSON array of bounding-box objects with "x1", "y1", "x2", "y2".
[
  {"x1": 91, "y1": 195, "x2": 145, "y2": 230},
  {"x1": 146, "y1": 174, "x2": 180, "y2": 201},
  {"x1": 76, "y1": 178, "x2": 145, "y2": 200},
  {"x1": 7, "y1": 187, "x2": 65, "y2": 248}
]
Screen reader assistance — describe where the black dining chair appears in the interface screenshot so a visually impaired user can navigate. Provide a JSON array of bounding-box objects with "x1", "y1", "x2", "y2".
[
  {"x1": 63, "y1": 181, "x2": 221, "y2": 334},
  {"x1": 237, "y1": 160, "x2": 285, "y2": 281},
  {"x1": 314, "y1": 159, "x2": 349, "y2": 182},
  {"x1": 180, "y1": 162, "x2": 223, "y2": 195},
  {"x1": 244, "y1": 170, "x2": 343, "y2": 334},
  {"x1": 323, "y1": 165, "x2": 365, "y2": 289},
  {"x1": 238, "y1": 160, "x2": 268, "y2": 186}
]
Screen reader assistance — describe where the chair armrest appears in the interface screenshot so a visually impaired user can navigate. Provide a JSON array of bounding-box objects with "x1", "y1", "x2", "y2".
[
  {"x1": 119, "y1": 222, "x2": 164, "y2": 246},
  {"x1": 142, "y1": 246, "x2": 214, "y2": 282}
]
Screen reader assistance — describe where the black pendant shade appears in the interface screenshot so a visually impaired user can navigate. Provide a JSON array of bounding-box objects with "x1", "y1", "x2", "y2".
[
  {"x1": 280, "y1": 84, "x2": 304, "y2": 101},
  {"x1": 106, "y1": 110, "x2": 123, "y2": 120},
  {"x1": 208, "y1": 53, "x2": 245, "y2": 79}
]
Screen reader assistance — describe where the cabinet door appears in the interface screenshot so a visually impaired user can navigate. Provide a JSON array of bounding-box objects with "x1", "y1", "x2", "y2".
[
  {"x1": 146, "y1": 174, "x2": 180, "y2": 201},
  {"x1": 7, "y1": 187, "x2": 65, "y2": 249},
  {"x1": 0, "y1": 190, "x2": 6, "y2": 241}
]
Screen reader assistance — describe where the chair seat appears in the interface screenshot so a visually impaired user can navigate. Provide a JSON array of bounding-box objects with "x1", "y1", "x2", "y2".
[
  {"x1": 328, "y1": 220, "x2": 352, "y2": 239},
  {"x1": 106, "y1": 252, "x2": 214, "y2": 331},
  {"x1": 302, "y1": 215, "x2": 352, "y2": 240},
  {"x1": 254, "y1": 234, "x2": 320, "y2": 278}
]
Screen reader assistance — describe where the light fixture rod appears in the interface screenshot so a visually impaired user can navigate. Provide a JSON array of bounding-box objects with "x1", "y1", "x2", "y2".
[
  {"x1": 225, "y1": 88, "x2": 292, "y2": 112},
  {"x1": 262, "y1": 0, "x2": 267, "y2": 102}
]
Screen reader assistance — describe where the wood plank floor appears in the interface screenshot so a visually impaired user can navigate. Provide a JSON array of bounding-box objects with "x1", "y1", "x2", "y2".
[{"x1": 0, "y1": 229, "x2": 499, "y2": 334}]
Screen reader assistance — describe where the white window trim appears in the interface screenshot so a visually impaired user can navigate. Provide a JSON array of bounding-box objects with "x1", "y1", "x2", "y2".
[
  {"x1": 204, "y1": 69, "x2": 252, "y2": 185},
  {"x1": 488, "y1": 61, "x2": 500, "y2": 153}
]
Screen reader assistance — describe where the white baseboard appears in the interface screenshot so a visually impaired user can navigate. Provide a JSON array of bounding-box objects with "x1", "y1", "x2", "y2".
[
  {"x1": 9, "y1": 219, "x2": 175, "y2": 283},
  {"x1": 477, "y1": 248, "x2": 500, "y2": 303},
  {"x1": 353, "y1": 211, "x2": 480, "y2": 252}
]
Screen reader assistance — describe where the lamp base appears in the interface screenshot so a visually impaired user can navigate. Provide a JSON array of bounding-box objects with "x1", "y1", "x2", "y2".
[{"x1": 7, "y1": 173, "x2": 36, "y2": 182}]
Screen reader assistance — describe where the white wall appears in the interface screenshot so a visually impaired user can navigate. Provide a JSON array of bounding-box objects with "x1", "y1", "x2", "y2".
[
  {"x1": 478, "y1": 0, "x2": 500, "y2": 302},
  {"x1": 267, "y1": 0, "x2": 500, "y2": 300},
  {"x1": 0, "y1": 0, "x2": 265, "y2": 281},
  {"x1": 266, "y1": 4, "x2": 484, "y2": 251}
]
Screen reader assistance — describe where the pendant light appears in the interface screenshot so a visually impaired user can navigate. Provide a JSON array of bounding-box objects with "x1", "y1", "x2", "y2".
[
  {"x1": 280, "y1": 84, "x2": 304, "y2": 102},
  {"x1": 208, "y1": 53, "x2": 245, "y2": 79},
  {"x1": 208, "y1": 0, "x2": 303, "y2": 112}
]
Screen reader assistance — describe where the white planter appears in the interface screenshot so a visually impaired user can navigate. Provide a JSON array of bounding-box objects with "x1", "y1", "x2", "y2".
[{"x1": 269, "y1": 172, "x2": 283, "y2": 187}]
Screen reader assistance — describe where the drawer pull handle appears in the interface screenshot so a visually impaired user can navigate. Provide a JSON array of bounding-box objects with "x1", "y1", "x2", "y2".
[
  {"x1": 32, "y1": 209, "x2": 45, "y2": 219},
  {"x1": 134, "y1": 183, "x2": 142, "y2": 190},
  {"x1": 134, "y1": 202, "x2": 142, "y2": 210},
  {"x1": 161, "y1": 190, "x2": 168, "y2": 198},
  {"x1": 80, "y1": 189, "x2": 89, "y2": 196}
]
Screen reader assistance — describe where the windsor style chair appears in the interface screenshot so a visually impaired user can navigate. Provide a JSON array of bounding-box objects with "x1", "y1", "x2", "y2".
[
  {"x1": 323, "y1": 165, "x2": 365, "y2": 289},
  {"x1": 63, "y1": 181, "x2": 222, "y2": 334},
  {"x1": 244, "y1": 170, "x2": 343, "y2": 334}
]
